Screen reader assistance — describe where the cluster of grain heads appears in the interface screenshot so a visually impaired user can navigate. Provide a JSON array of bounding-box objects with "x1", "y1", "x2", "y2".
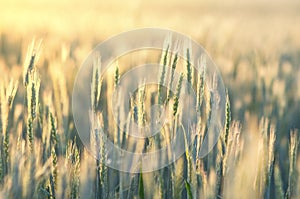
[
  {"x1": 3, "y1": 39, "x2": 81, "y2": 199},
  {"x1": 1, "y1": 34, "x2": 300, "y2": 199}
]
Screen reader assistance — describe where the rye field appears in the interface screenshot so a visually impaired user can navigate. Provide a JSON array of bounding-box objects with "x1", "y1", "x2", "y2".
[{"x1": 0, "y1": 0, "x2": 300, "y2": 198}]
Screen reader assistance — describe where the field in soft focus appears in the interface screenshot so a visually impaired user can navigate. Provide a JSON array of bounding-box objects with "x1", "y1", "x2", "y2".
[{"x1": 0, "y1": 0, "x2": 300, "y2": 198}]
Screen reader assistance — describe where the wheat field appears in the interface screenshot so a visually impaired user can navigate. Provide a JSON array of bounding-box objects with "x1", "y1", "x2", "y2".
[{"x1": 0, "y1": 0, "x2": 300, "y2": 198}]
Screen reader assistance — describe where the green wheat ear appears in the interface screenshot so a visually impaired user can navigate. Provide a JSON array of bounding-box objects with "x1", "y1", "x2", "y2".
[
  {"x1": 91, "y1": 54, "x2": 102, "y2": 112},
  {"x1": 265, "y1": 125, "x2": 276, "y2": 199},
  {"x1": 26, "y1": 71, "x2": 41, "y2": 151},
  {"x1": 286, "y1": 130, "x2": 298, "y2": 198},
  {"x1": 224, "y1": 89, "x2": 231, "y2": 145},
  {"x1": 49, "y1": 111, "x2": 58, "y2": 151},
  {"x1": 67, "y1": 140, "x2": 80, "y2": 199},
  {"x1": 114, "y1": 61, "x2": 120, "y2": 88},
  {"x1": 186, "y1": 48, "x2": 193, "y2": 90},
  {"x1": 167, "y1": 52, "x2": 178, "y2": 102},
  {"x1": 173, "y1": 73, "x2": 183, "y2": 117},
  {"x1": 23, "y1": 39, "x2": 42, "y2": 86},
  {"x1": 50, "y1": 146, "x2": 57, "y2": 199},
  {"x1": 23, "y1": 40, "x2": 41, "y2": 152},
  {"x1": 215, "y1": 91, "x2": 232, "y2": 198},
  {"x1": 158, "y1": 42, "x2": 170, "y2": 104},
  {"x1": 138, "y1": 81, "x2": 146, "y2": 127},
  {"x1": 196, "y1": 55, "x2": 206, "y2": 114}
]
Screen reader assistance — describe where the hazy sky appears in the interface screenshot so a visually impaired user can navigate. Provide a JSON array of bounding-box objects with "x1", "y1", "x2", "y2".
[{"x1": 0, "y1": 0, "x2": 299, "y2": 39}]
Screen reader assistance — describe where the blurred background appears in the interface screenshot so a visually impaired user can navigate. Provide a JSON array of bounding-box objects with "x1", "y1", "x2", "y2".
[{"x1": 1, "y1": 0, "x2": 300, "y2": 123}]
